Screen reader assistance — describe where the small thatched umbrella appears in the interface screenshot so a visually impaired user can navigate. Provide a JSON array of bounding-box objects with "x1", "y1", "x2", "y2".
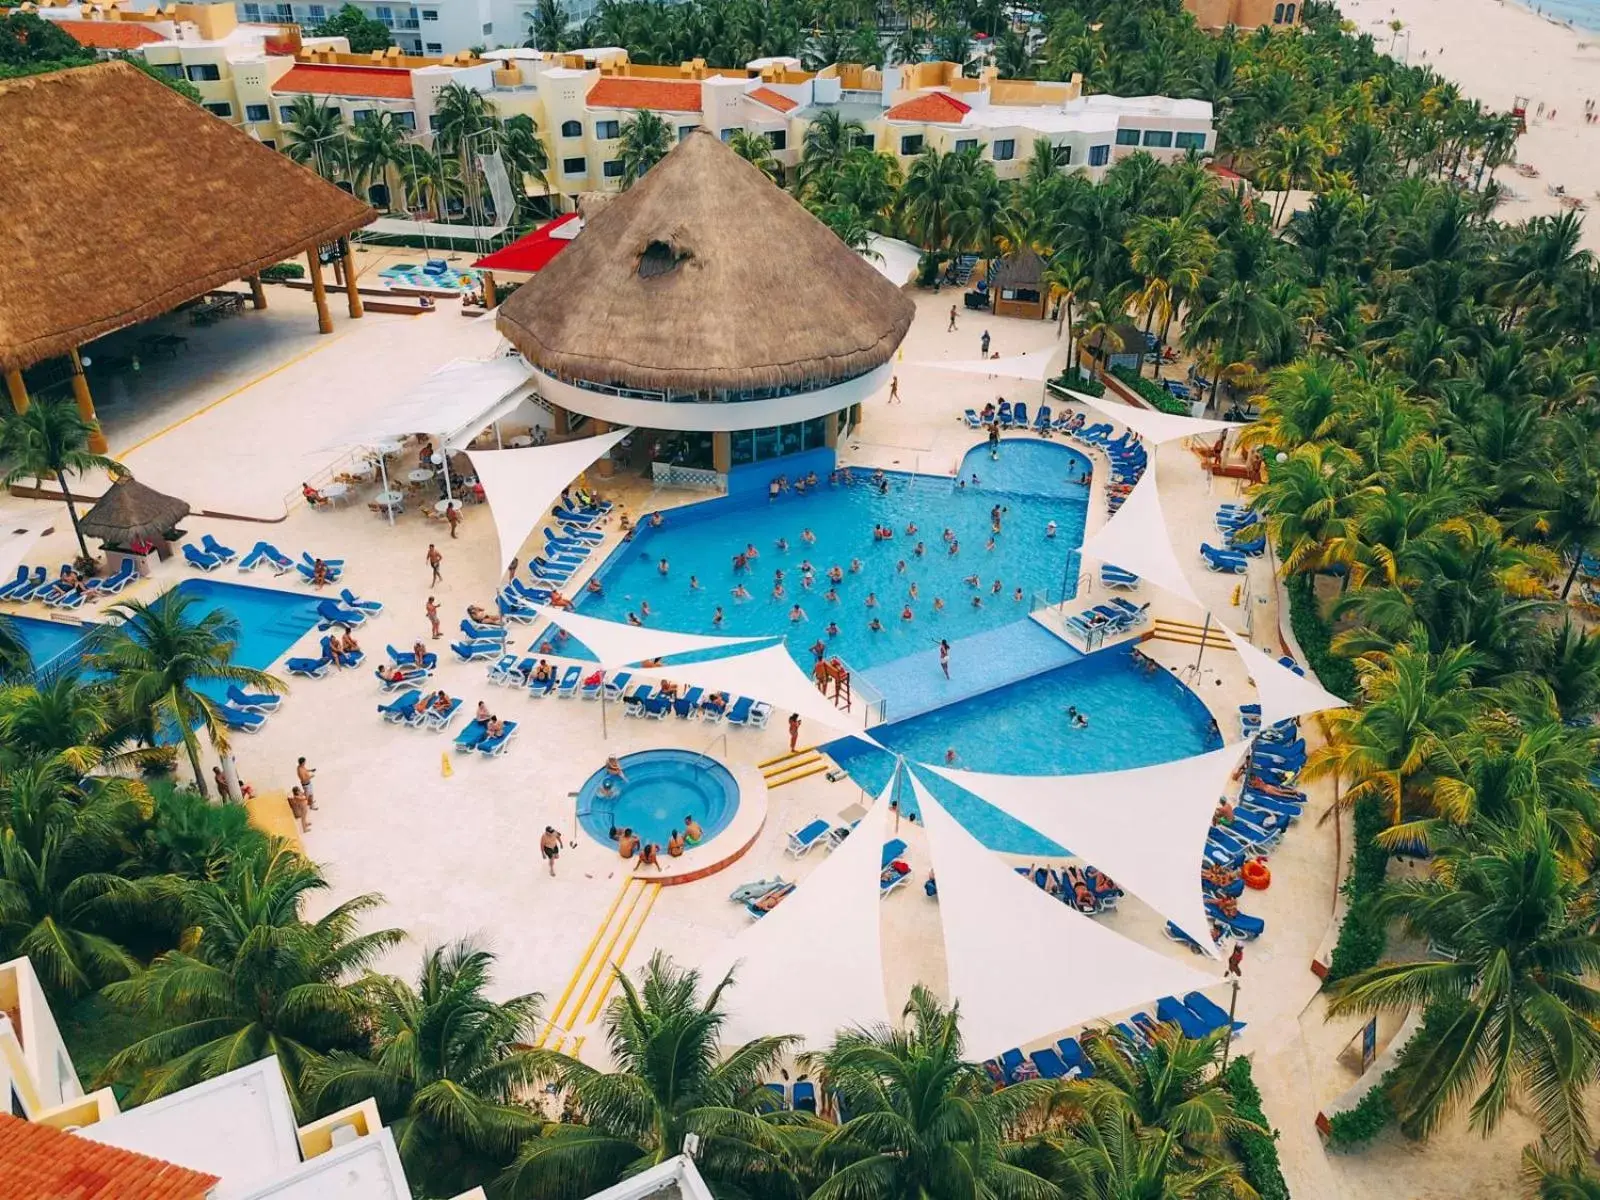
[{"x1": 78, "y1": 475, "x2": 190, "y2": 550}]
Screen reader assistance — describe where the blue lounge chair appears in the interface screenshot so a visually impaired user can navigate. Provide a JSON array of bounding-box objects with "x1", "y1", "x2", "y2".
[
  {"x1": 998, "y1": 1048, "x2": 1025, "y2": 1083},
  {"x1": 454, "y1": 718, "x2": 490, "y2": 750},
  {"x1": 1057, "y1": 1038, "x2": 1094, "y2": 1079},
  {"x1": 729, "y1": 877, "x2": 787, "y2": 904},
  {"x1": 200, "y1": 534, "x2": 236, "y2": 562},
  {"x1": 0, "y1": 566, "x2": 30, "y2": 600},
  {"x1": 338, "y1": 588, "x2": 383, "y2": 614},
  {"x1": 1011, "y1": 401, "x2": 1030, "y2": 429},
  {"x1": 296, "y1": 560, "x2": 344, "y2": 584},
  {"x1": 8, "y1": 567, "x2": 51, "y2": 602},
  {"x1": 556, "y1": 665, "x2": 583, "y2": 697},
  {"x1": 1034, "y1": 404, "x2": 1052, "y2": 432},
  {"x1": 555, "y1": 524, "x2": 604, "y2": 544},
  {"x1": 964, "y1": 408, "x2": 981, "y2": 428},
  {"x1": 1207, "y1": 903, "x2": 1264, "y2": 940},
  {"x1": 319, "y1": 635, "x2": 362, "y2": 669},
  {"x1": 451, "y1": 639, "x2": 501, "y2": 662},
  {"x1": 1156, "y1": 995, "x2": 1216, "y2": 1039},
  {"x1": 239, "y1": 541, "x2": 294, "y2": 574},
  {"x1": 622, "y1": 683, "x2": 655, "y2": 713},
  {"x1": 786, "y1": 818, "x2": 831, "y2": 857},
  {"x1": 96, "y1": 559, "x2": 137, "y2": 595},
  {"x1": 1228, "y1": 532, "x2": 1266, "y2": 556},
  {"x1": 791, "y1": 1081, "x2": 816, "y2": 1113},
  {"x1": 379, "y1": 689, "x2": 423, "y2": 723},
  {"x1": 226, "y1": 684, "x2": 281, "y2": 712},
  {"x1": 603, "y1": 672, "x2": 633, "y2": 700},
  {"x1": 996, "y1": 401, "x2": 1014, "y2": 428},
  {"x1": 1184, "y1": 990, "x2": 1245, "y2": 1035},
  {"x1": 726, "y1": 696, "x2": 756, "y2": 726},
  {"x1": 1164, "y1": 922, "x2": 1210, "y2": 955},
  {"x1": 486, "y1": 652, "x2": 523, "y2": 684},
  {"x1": 287, "y1": 652, "x2": 332, "y2": 678},
  {"x1": 1199, "y1": 543, "x2": 1249, "y2": 574},
  {"x1": 183, "y1": 544, "x2": 223, "y2": 571},
  {"x1": 748, "y1": 702, "x2": 772, "y2": 729},
  {"x1": 641, "y1": 693, "x2": 673, "y2": 718},
  {"x1": 459, "y1": 618, "x2": 503, "y2": 641},
  {"x1": 673, "y1": 686, "x2": 704, "y2": 718},
  {"x1": 301, "y1": 551, "x2": 345, "y2": 570},
  {"x1": 217, "y1": 704, "x2": 264, "y2": 732},
  {"x1": 317, "y1": 600, "x2": 367, "y2": 629},
  {"x1": 421, "y1": 697, "x2": 463, "y2": 731},
  {"x1": 386, "y1": 645, "x2": 438, "y2": 670},
  {"x1": 553, "y1": 506, "x2": 601, "y2": 528},
  {"x1": 745, "y1": 879, "x2": 790, "y2": 915},
  {"x1": 375, "y1": 663, "x2": 429, "y2": 690},
  {"x1": 881, "y1": 862, "x2": 911, "y2": 896},
  {"x1": 43, "y1": 583, "x2": 86, "y2": 610},
  {"x1": 763, "y1": 1082, "x2": 788, "y2": 1110},
  {"x1": 528, "y1": 668, "x2": 562, "y2": 696},
  {"x1": 477, "y1": 720, "x2": 518, "y2": 756},
  {"x1": 580, "y1": 671, "x2": 608, "y2": 700}
]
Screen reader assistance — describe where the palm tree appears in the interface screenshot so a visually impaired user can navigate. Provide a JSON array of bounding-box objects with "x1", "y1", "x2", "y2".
[
  {"x1": 0, "y1": 397, "x2": 122, "y2": 564},
  {"x1": 1328, "y1": 815, "x2": 1600, "y2": 1161},
  {"x1": 346, "y1": 110, "x2": 407, "y2": 209},
  {"x1": 1258, "y1": 126, "x2": 1323, "y2": 227},
  {"x1": 400, "y1": 146, "x2": 464, "y2": 219},
  {"x1": 500, "y1": 114, "x2": 551, "y2": 211},
  {"x1": 500, "y1": 952, "x2": 801, "y2": 1200},
  {"x1": 0, "y1": 617, "x2": 30, "y2": 682},
  {"x1": 1512, "y1": 413, "x2": 1600, "y2": 599},
  {"x1": 102, "y1": 845, "x2": 401, "y2": 1113},
  {"x1": 1523, "y1": 1142, "x2": 1600, "y2": 1198},
  {"x1": 729, "y1": 129, "x2": 782, "y2": 182},
  {"x1": 900, "y1": 145, "x2": 975, "y2": 255},
  {"x1": 433, "y1": 82, "x2": 497, "y2": 220},
  {"x1": 616, "y1": 109, "x2": 671, "y2": 188},
  {"x1": 797, "y1": 110, "x2": 865, "y2": 199},
  {"x1": 525, "y1": 0, "x2": 567, "y2": 50},
  {"x1": 280, "y1": 93, "x2": 346, "y2": 180},
  {"x1": 88, "y1": 590, "x2": 283, "y2": 798},
  {"x1": 808, "y1": 984, "x2": 1060, "y2": 1200},
  {"x1": 308, "y1": 941, "x2": 543, "y2": 1198}
]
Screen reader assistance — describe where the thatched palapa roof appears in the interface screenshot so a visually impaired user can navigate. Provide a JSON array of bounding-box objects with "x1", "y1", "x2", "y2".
[
  {"x1": 78, "y1": 476, "x2": 190, "y2": 545},
  {"x1": 497, "y1": 130, "x2": 915, "y2": 395},
  {"x1": 993, "y1": 247, "x2": 1045, "y2": 290},
  {"x1": 0, "y1": 62, "x2": 375, "y2": 373}
]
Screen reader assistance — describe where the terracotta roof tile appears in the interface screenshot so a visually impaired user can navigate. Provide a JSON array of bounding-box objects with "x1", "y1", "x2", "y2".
[
  {"x1": 57, "y1": 20, "x2": 168, "y2": 49},
  {"x1": 274, "y1": 64, "x2": 415, "y2": 100},
  {"x1": 0, "y1": 1114, "x2": 219, "y2": 1199},
  {"x1": 586, "y1": 77, "x2": 702, "y2": 113},
  {"x1": 883, "y1": 91, "x2": 971, "y2": 123},
  {"x1": 746, "y1": 86, "x2": 797, "y2": 114}
]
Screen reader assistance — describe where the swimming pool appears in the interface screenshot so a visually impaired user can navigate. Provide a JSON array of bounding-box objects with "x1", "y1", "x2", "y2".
[
  {"x1": 827, "y1": 645, "x2": 1220, "y2": 854},
  {"x1": 577, "y1": 439, "x2": 1090, "y2": 673},
  {"x1": 576, "y1": 749, "x2": 740, "y2": 850}
]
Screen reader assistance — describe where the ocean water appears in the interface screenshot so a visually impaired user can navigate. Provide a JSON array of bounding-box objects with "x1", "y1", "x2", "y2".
[{"x1": 1515, "y1": 0, "x2": 1600, "y2": 32}]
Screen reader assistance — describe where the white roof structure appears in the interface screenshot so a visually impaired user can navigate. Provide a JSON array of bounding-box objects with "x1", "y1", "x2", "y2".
[
  {"x1": 233, "y1": 1129, "x2": 413, "y2": 1199},
  {"x1": 914, "y1": 349, "x2": 1059, "y2": 381},
  {"x1": 1075, "y1": 465, "x2": 1200, "y2": 606},
  {"x1": 324, "y1": 356, "x2": 533, "y2": 451},
  {"x1": 465, "y1": 429, "x2": 632, "y2": 571},
  {"x1": 911, "y1": 775, "x2": 1217, "y2": 1061},
  {"x1": 1068, "y1": 389, "x2": 1238, "y2": 444},
  {"x1": 702, "y1": 773, "x2": 894, "y2": 1048},
  {"x1": 1222, "y1": 624, "x2": 1348, "y2": 726},
  {"x1": 526, "y1": 604, "x2": 772, "y2": 665},
  {"x1": 581, "y1": 1156, "x2": 715, "y2": 1200},
  {"x1": 926, "y1": 742, "x2": 1252, "y2": 953},
  {"x1": 864, "y1": 235, "x2": 923, "y2": 287},
  {"x1": 80, "y1": 1058, "x2": 302, "y2": 1198}
]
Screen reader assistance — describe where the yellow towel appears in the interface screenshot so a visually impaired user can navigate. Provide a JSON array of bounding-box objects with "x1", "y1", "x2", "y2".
[{"x1": 441, "y1": 752, "x2": 453, "y2": 778}]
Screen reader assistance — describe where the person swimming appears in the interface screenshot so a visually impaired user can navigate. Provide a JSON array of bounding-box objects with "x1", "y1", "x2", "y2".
[
  {"x1": 900, "y1": 606, "x2": 914, "y2": 621},
  {"x1": 933, "y1": 597, "x2": 945, "y2": 612},
  {"x1": 1066, "y1": 705, "x2": 1089, "y2": 729},
  {"x1": 713, "y1": 606, "x2": 725, "y2": 626},
  {"x1": 802, "y1": 528, "x2": 816, "y2": 544},
  {"x1": 824, "y1": 587, "x2": 839, "y2": 602},
  {"x1": 1046, "y1": 521, "x2": 1057, "y2": 538},
  {"x1": 865, "y1": 592, "x2": 877, "y2": 608},
  {"x1": 868, "y1": 617, "x2": 884, "y2": 632},
  {"x1": 914, "y1": 541, "x2": 925, "y2": 557},
  {"x1": 825, "y1": 621, "x2": 840, "y2": 637},
  {"x1": 964, "y1": 574, "x2": 981, "y2": 587},
  {"x1": 850, "y1": 558, "x2": 864, "y2": 573},
  {"x1": 732, "y1": 584, "x2": 750, "y2": 601}
]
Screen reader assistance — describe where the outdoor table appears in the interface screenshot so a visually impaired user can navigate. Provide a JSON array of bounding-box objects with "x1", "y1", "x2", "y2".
[
  {"x1": 506, "y1": 434, "x2": 533, "y2": 448},
  {"x1": 405, "y1": 468, "x2": 435, "y2": 485},
  {"x1": 435, "y1": 499, "x2": 464, "y2": 514},
  {"x1": 373, "y1": 490, "x2": 405, "y2": 507},
  {"x1": 321, "y1": 482, "x2": 351, "y2": 506}
]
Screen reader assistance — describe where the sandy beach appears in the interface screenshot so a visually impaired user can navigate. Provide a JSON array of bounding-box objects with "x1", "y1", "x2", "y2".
[{"x1": 1353, "y1": 0, "x2": 1600, "y2": 250}]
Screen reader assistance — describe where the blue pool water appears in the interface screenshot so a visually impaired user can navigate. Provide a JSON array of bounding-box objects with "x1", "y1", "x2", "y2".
[
  {"x1": 577, "y1": 440, "x2": 1090, "y2": 673},
  {"x1": 828, "y1": 645, "x2": 1219, "y2": 855},
  {"x1": 576, "y1": 749, "x2": 740, "y2": 850}
]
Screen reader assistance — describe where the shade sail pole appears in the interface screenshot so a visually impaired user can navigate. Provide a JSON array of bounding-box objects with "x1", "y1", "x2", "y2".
[{"x1": 378, "y1": 453, "x2": 393, "y2": 527}]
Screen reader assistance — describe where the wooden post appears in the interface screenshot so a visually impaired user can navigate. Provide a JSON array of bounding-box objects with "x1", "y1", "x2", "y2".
[
  {"x1": 248, "y1": 275, "x2": 267, "y2": 309},
  {"x1": 4, "y1": 369, "x2": 28, "y2": 416},
  {"x1": 69, "y1": 349, "x2": 108, "y2": 454},
  {"x1": 340, "y1": 238, "x2": 363, "y2": 318},
  {"x1": 307, "y1": 249, "x2": 333, "y2": 334},
  {"x1": 482, "y1": 270, "x2": 498, "y2": 308}
]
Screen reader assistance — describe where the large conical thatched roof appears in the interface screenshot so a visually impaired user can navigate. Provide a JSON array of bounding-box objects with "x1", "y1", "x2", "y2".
[
  {"x1": 78, "y1": 476, "x2": 191, "y2": 545},
  {"x1": 0, "y1": 62, "x2": 375, "y2": 373},
  {"x1": 497, "y1": 130, "x2": 915, "y2": 395}
]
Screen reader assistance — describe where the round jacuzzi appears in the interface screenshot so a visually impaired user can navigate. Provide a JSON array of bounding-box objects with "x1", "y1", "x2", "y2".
[{"x1": 577, "y1": 749, "x2": 740, "y2": 851}]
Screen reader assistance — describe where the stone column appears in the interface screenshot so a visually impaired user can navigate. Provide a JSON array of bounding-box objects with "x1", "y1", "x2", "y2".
[
  {"x1": 69, "y1": 349, "x2": 108, "y2": 453},
  {"x1": 307, "y1": 249, "x2": 333, "y2": 334},
  {"x1": 712, "y1": 431, "x2": 731, "y2": 474},
  {"x1": 4, "y1": 369, "x2": 28, "y2": 416},
  {"x1": 339, "y1": 238, "x2": 363, "y2": 319},
  {"x1": 248, "y1": 275, "x2": 268, "y2": 310}
]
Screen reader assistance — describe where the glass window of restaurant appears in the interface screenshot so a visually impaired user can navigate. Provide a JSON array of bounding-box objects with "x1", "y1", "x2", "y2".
[{"x1": 729, "y1": 415, "x2": 830, "y2": 467}]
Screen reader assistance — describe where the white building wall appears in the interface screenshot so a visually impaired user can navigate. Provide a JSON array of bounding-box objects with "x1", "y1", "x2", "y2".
[{"x1": 0, "y1": 958, "x2": 82, "y2": 1118}]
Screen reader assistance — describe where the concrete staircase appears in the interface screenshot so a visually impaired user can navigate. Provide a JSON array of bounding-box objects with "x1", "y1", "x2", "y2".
[
  {"x1": 1148, "y1": 618, "x2": 1236, "y2": 651},
  {"x1": 759, "y1": 744, "x2": 833, "y2": 789}
]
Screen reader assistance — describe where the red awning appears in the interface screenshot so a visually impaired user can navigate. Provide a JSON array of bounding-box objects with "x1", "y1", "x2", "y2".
[{"x1": 473, "y1": 213, "x2": 582, "y2": 273}]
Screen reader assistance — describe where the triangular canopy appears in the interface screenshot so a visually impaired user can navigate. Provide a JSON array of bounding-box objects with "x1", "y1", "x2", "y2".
[
  {"x1": 78, "y1": 475, "x2": 190, "y2": 545},
  {"x1": 912, "y1": 349, "x2": 1058, "y2": 381},
  {"x1": 911, "y1": 775, "x2": 1217, "y2": 1061},
  {"x1": 526, "y1": 604, "x2": 772, "y2": 666},
  {"x1": 466, "y1": 431, "x2": 631, "y2": 571},
  {"x1": 1067, "y1": 389, "x2": 1239, "y2": 444},
  {"x1": 1221, "y1": 625, "x2": 1348, "y2": 727},
  {"x1": 325, "y1": 356, "x2": 533, "y2": 452},
  {"x1": 625, "y1": 642, "x2": 876, "y2": 739},
  {"x1": 926, "y1": 742, "x2": 1253, "y2": 953},
  {"x1": 497, "y1": 130, "x2": 915, "y2": 395},
  {"x1": 0, "y1": 527, "x2": 42, "y2": 584},
  {"x1": 1075, "y1": 466, "x2": 1200, "y2": 606},
  {"x1": 702, "y1": 771, "x2": 894, "y2": 1048}
]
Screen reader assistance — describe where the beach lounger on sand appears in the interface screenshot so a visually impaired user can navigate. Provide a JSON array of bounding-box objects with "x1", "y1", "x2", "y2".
[
  {"x1": 454, "y1": 718, "x2": 490, "y2": 751},
  {"x1": 1184, "y1": 990, "x2": 1245, "y2": 1035},
  {"x1": 217, "y1": 704, "x2": 264, "y2": 732},
  {"x1": 0, "y1": 566, "x2": 30, "y2": 600},
  {"x1": 200, "y1": 534, "x2": 237, "y2": 562},
  {"x1": 726, "y1": 696, "x2": 755, "y2": 726},
  {"x1": 183, "y1": 544, "x2": 223, "y2": 571},
  {"x1": 556, "y1": 665, "x2": 583, "y2": 697},
  {"x1": 227, "y1": 684, "x2": 281, "y2": 712},
  {"x1": 421, "y1": 697, "x2": 463, "y2": 731},
  {"x1": 387, "y1": 645, "x2": 438, "y2": 670},
  {"x1": 287, "y1": 653, "x2": 333, "y2": 678},
  {"x1": 1199, "y1": 543, "x2": 1249, "y2": 574},
  {"x1": 339, "y1": 588, "x2": 383, "y2": 614},
  {"x1": 477, "y1": 720, "x2": 518, "y2": 756},
  {"x1": 378, "y1": 690, "x2": 423, "y2": 723},
  {"x1": 786, "y1": 818, "x2": 831, "y2": 857},
  {"x1": 1156, "y1": 995, "x2": 1216, "y2": 1039},
  {"x1": 239, "y1": 542, "x2": 294, "y2": 574},
  {"x1": 451, "y1": 639, "x2": 501, "y2": 662}
]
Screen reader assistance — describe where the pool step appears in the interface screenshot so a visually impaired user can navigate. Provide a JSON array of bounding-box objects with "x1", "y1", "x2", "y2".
[
  {"x1": 1148, "y1": 619, "x2": 1235, "y2": 650},
  {"x1": 760, "y1": 746, "x2": 834, "y2": 788},
  {"x1": 535, "y1": 875, "x2": 661, "y2": 1058}
]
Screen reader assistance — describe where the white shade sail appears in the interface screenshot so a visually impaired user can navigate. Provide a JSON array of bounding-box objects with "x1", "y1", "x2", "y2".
[
  {"x1": 1067, "y1": 389, "x2": 1240, "y2": 444},
  {"x1": 322, "y1": 356, "x2": 534, "y2": 451},
  {"x1": 625, "y1": 642, "x2": 876, "y2": 739},
  {"x1": 912, "y1": 775, "x2": 1217, "y2": 1061},
  {"x1": 1222, "y1": 625, "x2": 1348, "y2": 727},
  {"x1": 703, "y1": 772, "x2": 894, "y2": 1048},
  {"x1": 864, "y1": 235, "x2": 923, "y2": 287},
  {"x1": 911, "y1": 349, "x2": 1059, "y2": 381},
  {"x1": 0, "y1": 528, "x2": 42, "y2": 584},
  {"x1": 467, "y1": 429, "x2": 632, "y2": 571},
  {"x1": 526, "y1": 604, "x2": 772, "y2": 666},
  {"x1": 1074, "y1": 466, "x2": 1200, "y2": 606},
  {"x1": 926, "y1": 742, "x2": 1253, "y2": 954}
]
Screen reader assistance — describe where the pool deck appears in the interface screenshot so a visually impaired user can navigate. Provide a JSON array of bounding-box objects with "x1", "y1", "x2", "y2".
[{"x1": 0, "y1": 287, "x2": 1509, "y2": 1197}]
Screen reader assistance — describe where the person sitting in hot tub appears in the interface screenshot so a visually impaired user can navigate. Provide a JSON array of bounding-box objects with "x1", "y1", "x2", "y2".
[
  {"x1": 683, "y1": 815, "x2": 704, "y2": 845},
  {"x1": 605, "y1": 753, "x2": 628, "y2": 785}
]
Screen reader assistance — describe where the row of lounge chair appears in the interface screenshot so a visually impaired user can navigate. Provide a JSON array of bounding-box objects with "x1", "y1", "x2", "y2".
[
  {"x1": 214, "y1": 683, "x2": 283, "y2": 733},
  {"x1": 223, "y1": 540, "x2": 348, "y2": 587},
  {"x1": 0, "y1": 559, "x2": 138, "y2": 607},
  {"x1": 376, "y1": 687, "x2": 462, "y2": 731},
  {"x1": 1199, "y1": 504, "x2": 1265, "y2": 574},
  {"x1": 1011, "y1": 863, "x2": 1123, "y2": 916},
  {"x1": 1066, "y1": 421, "x2": 1148, "y2": 514},
  {"x1": 1063, "y1": 597, "x2": 1150, "y2": 643},
  {"x1": 738, "y1": 837, "x2": 910, "y2": 918}
]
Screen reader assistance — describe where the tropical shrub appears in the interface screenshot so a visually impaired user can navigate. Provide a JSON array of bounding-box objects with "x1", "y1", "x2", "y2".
[
  {"x1": 1326, "y1": 1077, "x2": 1396, "y2": 1149},
  {"x1": 1222, "y1": 1056, "x2": 1290, "y2": 1200},
  {"x1": 259, "y1": 262, "x2": 305, "y2": 281}
]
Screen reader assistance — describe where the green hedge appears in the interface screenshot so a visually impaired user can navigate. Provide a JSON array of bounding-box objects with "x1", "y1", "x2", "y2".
[
  {"x1": 1109, "y1": 364, "x2": 1190, "y2": 415},
  {"x1": 1222, "y1": 1057, "x2": 1290, "y2": 1200},
  {"x1": 1325, "y1": 795, "x2": 1390, "y2": 983},
  {"x1": 1326, "y1": 1075, "x2": 1396, "y2": 1148},
  {"x1": 260, "y1": 262, "x2": 305, "y2": 281},
  {"x1": 1282, "y1": 574, "x2": 1357, "y2": 699},
  {"x1": 1054, "y1": 371, "x2": 1105, "y2": 396}
]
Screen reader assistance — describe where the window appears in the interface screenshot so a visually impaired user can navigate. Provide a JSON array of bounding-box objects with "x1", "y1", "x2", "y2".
[
  {"x1": 1115, "y1": 128, "x2": 1141, "y2": 146},
  {"x1": 425, "y1": 41, "x2": 442, "y2": 52},
  {"x1": 204, "y1": 102, "x2": 233, "y2": 118},
  {"x1": 1273, "y1": 2, "x2": 1285, "y2": 20},
  {"x1": 1175, "y1": 130, "x2": 1206, "y2": 151},
  {"x1": 186, "y1": 63, "x2": 221, "y2": 82},
  {"x1": 428, "y1": 113, "x2": 442, "y2": 131},
  {"x1": 720, "y1": 126, "x2": 742, "y2": 142},
  {"x1": 562, "y1": 156, "x2": 587, "y2": 175},
  {"x1": 852, "y1": 132, "x2": 874, "y2": 151},
  {"x1": 678, "y1": 123, "x2": 697, "y2": 141},
  {"x1": 482, "y1": 21, "x2": 493, "y2": 33},
  {"x1": 1059, "y1": 143, "x2": 1072, "y2": 164},
  {"x1": 729, "y1": 416, "x2": 832, "y2": 467},
  {"x1": 1284, "y1": 2, "x2": 1296, "y2": 19},
  {"x1": 274, "y1": 2, "x2": 292, "y2": 19},
  {"x1": 395, "y1": 111, "x2": 415, "y2": 130},
  {"x1": 241, "y1": 2, "x2": 261, "y2": 19},
  {"x1": 374, "y1": 5, "x2": 393, "y2": 22},
  {"x1": 602, "y1": 159, "x2": 624, "y2": 178},
  {"x1": 1088, "y1": 144, "x2": 1110, "y2": 167},
  {"x1": 954, "y1": 137, "x2": 979, "y2": 153},
  {"x1": 595, "y1": 119, "x2": 620, "y2": 139},
  {"x1": 1142, "y1": 129, "x2": 1174, "y2": 148},
  {"x1": 157, "y1": 62, "x2": 185, "y2": 80},
  {"x1": 307, "y1": 3, "x2": 326, "y2": 18},
  {"x1": 992, "y1": 137, "x2": 1015, "y2": 161},
  {"x1": 260, "y1": 138, "x2": 276, "y2": 149},
  {"x1": 899, "y1": 133, "x2": 923, "y2": 155},
  {"x1": 352, "y1": 109, "x2": 374, "y2": 124},
  {"x1": 560, "y1": 119, "x2": 582, "y2": 137},
  {"x1": 279, "y1": 104, "x2": 297, "y2": 122},
  {"x1": 422, "y1": 7, "x2": 437, "y2": 17},
  {"x1": 245, "y1": 103, "x2": 271, "y2": 121},
  {"x1": 768, "y1": 129, "x2": 786, "y2": 151}
]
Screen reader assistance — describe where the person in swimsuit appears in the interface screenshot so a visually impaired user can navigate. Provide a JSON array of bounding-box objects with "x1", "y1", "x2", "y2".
[{"x1": 540, "y1": 826, "x2": 561, "y2": 876}]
